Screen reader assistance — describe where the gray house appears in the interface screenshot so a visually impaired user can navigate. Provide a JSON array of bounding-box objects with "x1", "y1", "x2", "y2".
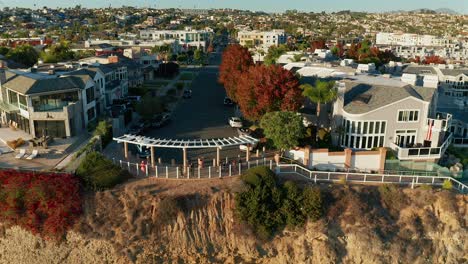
[
  {"x1": 332, "y1": 79, "x2": 452, "y2": 161},
  {"x1": 0, "y1": 68, "x2": 99, "y2": 138}
]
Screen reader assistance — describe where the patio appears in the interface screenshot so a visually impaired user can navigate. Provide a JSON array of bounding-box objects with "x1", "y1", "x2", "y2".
[{"x1": 0, "y1": 127, "x2": 87, "y2": 171}]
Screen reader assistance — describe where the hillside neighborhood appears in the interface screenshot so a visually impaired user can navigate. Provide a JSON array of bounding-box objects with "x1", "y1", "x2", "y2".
[{"x1": 0, "y1": 4, "x2": 466, "y2": 264}]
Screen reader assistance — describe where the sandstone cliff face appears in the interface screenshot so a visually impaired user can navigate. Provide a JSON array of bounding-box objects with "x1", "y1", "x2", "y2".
[{"x1": 0, "y1": 179, "x2": 466, "y2": 264}]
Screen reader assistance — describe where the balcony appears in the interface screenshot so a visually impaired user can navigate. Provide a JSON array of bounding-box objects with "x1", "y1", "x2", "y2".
[
  {"x1": 452, "y1": 137, "x2": 468, "y2": 147},
  {"x1": 389, "y1": 134, "x2": 453, "y2": 160}
]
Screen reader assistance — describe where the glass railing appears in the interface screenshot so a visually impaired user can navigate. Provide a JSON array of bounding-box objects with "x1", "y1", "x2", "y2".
[{"x1": 33, "y1": 102, "x2": 70, "y2": 112}]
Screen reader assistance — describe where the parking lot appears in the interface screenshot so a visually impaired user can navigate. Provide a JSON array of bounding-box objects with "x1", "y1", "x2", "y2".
[{"x1": 143, "y1": 51, "x2": 245, "y2": 163}]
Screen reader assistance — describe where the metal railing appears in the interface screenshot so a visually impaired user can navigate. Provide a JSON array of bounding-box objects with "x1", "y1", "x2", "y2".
[
  {"x1": 276, "y1": 164, "x2": 467, "y2": 194},
  {"x1": 452, "y1": 137, "x2": 468, "y2": 147},
  {"x1": 389, "y1": 134, "x2": 453, "y2": 160}
]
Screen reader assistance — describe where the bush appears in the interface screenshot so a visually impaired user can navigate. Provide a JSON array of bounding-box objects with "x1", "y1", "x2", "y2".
[
  {"x1": 235, "y1": 167, "x2": 324, "y2": 239},
  {"x1": 76, "y1": 152, "x2": 131, "y2": 191},
  {"x1": 166, "y1": 88, "x2": 177, "y2": 96},
  {"x1": 93, "y1": 120, "x2": 112, "y2": 147},
  {"x1": 0, "y1": 170, "x2": 82, "y2": 240},
  {"x1": 442, "y1": 179, "x2": 453, "y2": 190},
  {"x1": 175, "y1": 82, "x2": 185, "y2": 90},
  {"x1": 302, "y1": 186, "x2": 323, "y2": 221}
]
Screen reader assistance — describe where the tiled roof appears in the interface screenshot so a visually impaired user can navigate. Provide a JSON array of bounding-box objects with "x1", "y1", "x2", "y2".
[{"x1": 343, "y1": 81, "x2": 435, "y2": 114}]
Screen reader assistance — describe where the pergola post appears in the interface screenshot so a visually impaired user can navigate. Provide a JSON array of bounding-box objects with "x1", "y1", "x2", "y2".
[
  {"x1": 150, "y1": 147, "x2": 155, "y2": 167},
  {"x1": 183, "y1": 147, "x2": 188, "y2": 174},
  {"x1": 216, "y1": 147, "x2": 221, "y2": 167},
  {"x1": 124, "y1": 142, "x2": 128, "y2": 159},
  {"x1": 246, "y1": 144, "x2": 251, "y2": 162}
]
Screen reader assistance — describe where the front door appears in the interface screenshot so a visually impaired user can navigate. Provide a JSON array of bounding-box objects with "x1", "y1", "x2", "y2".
[{"x1": 395, "y1": 130, "x2": 417, "y2": 147}]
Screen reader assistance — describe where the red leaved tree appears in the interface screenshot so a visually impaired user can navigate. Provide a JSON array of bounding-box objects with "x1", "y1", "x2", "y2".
[
  {"x1": 423, "y1": 55, "x2": 446, "y2": 65},
  {"x1": 219, "y1": 44, "x2": 253, "y2": 102},
  {"x1": 237, "y1": 65, "x2": 303, "y2": 121},
  {"x1": 310, "y1": 39, "x2": 327, "y2": 53}
]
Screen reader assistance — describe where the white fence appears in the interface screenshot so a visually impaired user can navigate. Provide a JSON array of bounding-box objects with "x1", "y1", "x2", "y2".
[
  {"x1": 113, "y1": 158, "x2": 275, "y2": 179},
  {"x1": 277, "y1": 164, "x2": 468, "y2": 194}
]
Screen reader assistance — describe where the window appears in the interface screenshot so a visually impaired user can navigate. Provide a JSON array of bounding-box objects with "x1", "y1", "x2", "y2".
[
  {"x1": 87, "y1": 107, "x2": 95, "y2": 121},
  {"x1": 362, "y1": 137, "x2": 367, "y2": 149},
  {"x1": 398, "y1": 110, "x2": 419, "y2": 122},
  {"x1": 86, "y1": 87, "x2": 95, "y2": 104},
  {"x1": 363, "y1": 122, "x2": 368, "y2": 134}
]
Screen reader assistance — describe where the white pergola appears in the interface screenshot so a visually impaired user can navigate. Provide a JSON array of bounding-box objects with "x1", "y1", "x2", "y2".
[{"x1": 113, "y1": 134, "x2": 259, "y2": 173}]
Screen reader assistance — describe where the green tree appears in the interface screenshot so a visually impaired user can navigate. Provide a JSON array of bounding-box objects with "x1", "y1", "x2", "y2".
[
  {"x1": 0, "y1": 46, "x2": 9, "y2": 56},
  {"x1": 302, "y1": 187, "x2": 323, "y2": 221},
  {"x1": 260, "y1": 111, "x2": 305, "y2": 150},
  {"x1": 77, "y1": 152, "x2": 130, "y2": 191},
  {"x1": 264, "y1": 44, "x2": 289, "y2": 65},
  {"x1": 136, "y1": 95, "x2": 165, "y2": 120},
  {"x1": 193, "y1": 49, "x2": 205, "y2": 65},
  {"x1": 6, "y1": 44, "x2": 39, "y2": 67},
  {"x1": 176, "y1": 53, "x2": 188, "y2": 64},
  {"x1": 301, "y1": 80, "x2": 337, "y2": 120},
  {"x1": 40, "y1": 42, "x2": 76, "y2": 63}
]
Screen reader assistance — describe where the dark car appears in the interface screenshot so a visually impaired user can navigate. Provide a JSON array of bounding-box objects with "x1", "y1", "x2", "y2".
[
  {"x1": 183, "y1": 89, "x2": 192, "y2": 99},
  {"x1": 129, "y1": 124, "x2": 144, "y2": 135},
  {"x1": 224, "y1": 97, "x2": 234, "y2": 106},
  {"x1": 151, "y1": 114, "x2": 171, "y2": 128},
  {"x1": 137, "y1": 146, "x2": 150, "y2": 159},
  {"x1": 237, "y1": 127, "x2": 252, "y2": 137}
]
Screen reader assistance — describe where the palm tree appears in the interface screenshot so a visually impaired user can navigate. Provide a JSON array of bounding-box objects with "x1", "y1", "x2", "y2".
[
  {"x1": 301, "y1": 80, "x2": 337, "y2": 120},
  {"x1": 301, "y1": 80, "x2": 337, "y2": 142}
]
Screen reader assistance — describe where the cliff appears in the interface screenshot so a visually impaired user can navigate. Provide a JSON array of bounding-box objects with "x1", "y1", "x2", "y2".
[{"x1": 0, "y1": 177, "x2": 466, "y2": 264}]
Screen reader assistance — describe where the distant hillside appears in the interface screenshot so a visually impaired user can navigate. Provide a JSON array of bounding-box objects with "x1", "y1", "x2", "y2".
[{"x1": 386, "y1": 8, "x2": 459, "y2": 15}]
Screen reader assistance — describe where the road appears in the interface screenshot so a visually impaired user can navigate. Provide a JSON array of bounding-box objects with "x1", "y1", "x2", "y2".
[{"x1": 146, "y1": 51, "x2": 244, "y2": 164}]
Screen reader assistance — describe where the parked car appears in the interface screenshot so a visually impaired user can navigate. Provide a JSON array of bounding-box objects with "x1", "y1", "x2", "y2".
[
  {"x1": 229, "y1": 117, "x2": 243, "y2": 128},
  {"x1": 183, "y1": 89, "x2": 192, "y2": 99},
  {"x1": 224, "y1": 97, "x2": 234, "y2": 106},
  {"x1": 137, "y1": 146, "x2": 150, "y2": 159},
  {"x1": 239, "y1": 141, "x2": 258, "y2": 152},
  {"x1": 151, "y1": 114, "x2": 171, "y2": 128},
  {"x1": 237, "y1": 127, "x2": 251, "y2": 137},
  {"x1": 129, "y1": 124, "x2": 144, "y2": 135}
]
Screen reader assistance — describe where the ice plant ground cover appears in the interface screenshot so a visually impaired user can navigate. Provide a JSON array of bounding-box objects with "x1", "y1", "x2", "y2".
[{"x1": 0, "y1": 170, "x2": 82, "y2": 240}]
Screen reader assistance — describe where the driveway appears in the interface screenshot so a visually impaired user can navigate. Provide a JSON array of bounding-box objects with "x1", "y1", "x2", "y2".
[{"x1": 145, "y1": 51, "x2": 244, "y2": 163}]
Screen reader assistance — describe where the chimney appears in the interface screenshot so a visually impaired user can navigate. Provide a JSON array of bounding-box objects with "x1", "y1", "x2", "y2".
[{"x1": 108, "y1": 55, "x2": 119, "y2": 63}]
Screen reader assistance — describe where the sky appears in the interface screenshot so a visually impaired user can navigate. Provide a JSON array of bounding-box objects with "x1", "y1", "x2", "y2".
[{"x1": 1, "y1": 0, "x2": 467, "y2": 14}]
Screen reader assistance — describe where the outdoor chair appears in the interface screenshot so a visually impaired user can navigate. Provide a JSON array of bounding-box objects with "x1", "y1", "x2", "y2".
[
  {"x1": 15, "y1": 149, "x2": 26, "y2": 159},
  {"x1": 27, "y1": 150, "x2": 39, "y2": 160}
]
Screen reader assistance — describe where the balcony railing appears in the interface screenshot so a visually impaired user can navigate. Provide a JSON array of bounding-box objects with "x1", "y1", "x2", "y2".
[
  {"x1": 390, "y1": 134, "x2": 453, "y2": 160},
  {"x1": 452, "y1": 137, "x2": 468, "y2": 147}
]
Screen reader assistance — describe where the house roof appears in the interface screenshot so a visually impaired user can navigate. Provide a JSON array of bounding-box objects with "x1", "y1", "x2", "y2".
[
  {"x1": 402, "y1": 65, "x2": 437, "y2": 75},
  {"x1": 343, "y1": 81, "x2": 435, "y2": 114},
  {"x1": 64, "y1": 68, "x2": 98, "y2": 79},
  {"x1": 2, "y1": 72, "x2": 86, "y2": 95},
  {"x1": 439, "y1": 68, "x2": 468, "y2": 77}
]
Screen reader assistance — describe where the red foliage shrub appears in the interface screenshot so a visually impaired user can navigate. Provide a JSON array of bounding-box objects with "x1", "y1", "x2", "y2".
[
  {"x1": 0, "y1": 170, "x2": 82, "y2": 240},
  {"x1": 423, "y1": 55, "x2": 446, "y2": 65}
]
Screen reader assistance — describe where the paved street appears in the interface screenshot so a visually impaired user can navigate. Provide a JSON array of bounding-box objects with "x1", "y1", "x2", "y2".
[{"x1": 145, "y1": 51, "x2": 245, "y2": 163}]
